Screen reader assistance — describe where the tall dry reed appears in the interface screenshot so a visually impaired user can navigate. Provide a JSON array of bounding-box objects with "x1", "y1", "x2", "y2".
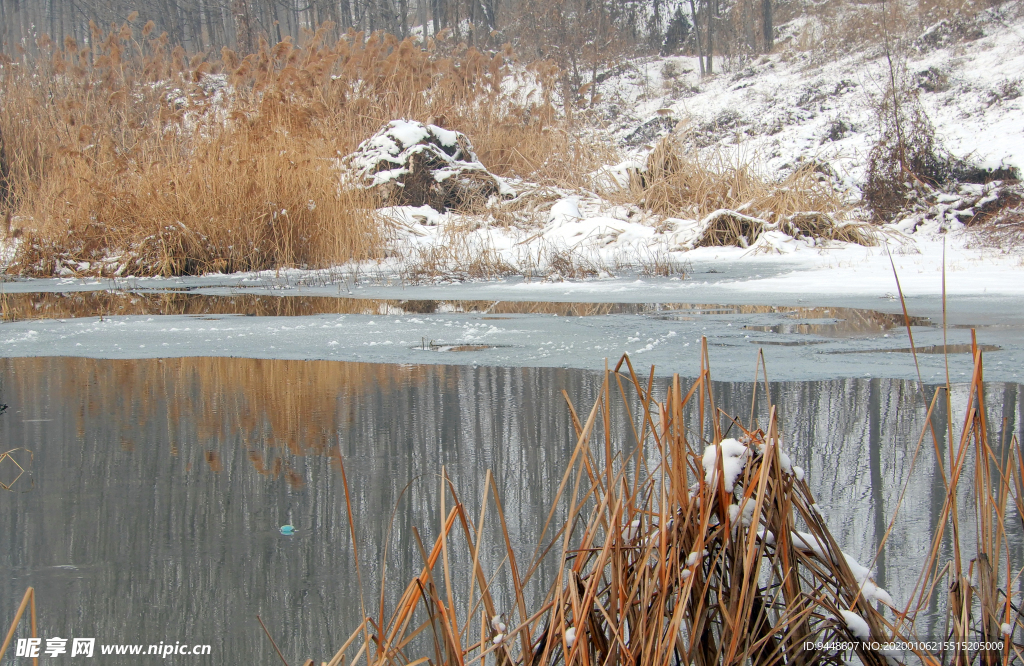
[
  {"x1": 615, "y1": 133, "x2": 874, "y2": 247},
  {"x1": 628, "y1": 134, "x2": 847, "y2": 221},
  {"x1": 0, "y1": 21, "x2": 597, "y2": 276},
  {"x1": 320, "y1": 343, "x2": 1021, "y2": 666}
]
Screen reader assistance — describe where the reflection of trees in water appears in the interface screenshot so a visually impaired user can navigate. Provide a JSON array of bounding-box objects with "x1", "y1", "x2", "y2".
[
  {"x1": 0, "y1": 357, "x2": 596, "y2": 663},
  {"x1": 0, "y1": 357, "x2": 1019, "y2": 662},
  {"x1": 8, "y1": 357, "x2": 426, "y2": 483}
]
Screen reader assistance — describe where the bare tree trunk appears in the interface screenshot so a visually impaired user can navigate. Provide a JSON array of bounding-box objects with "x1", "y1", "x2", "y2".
[
  {"x1": 398, "y1": 0, "x2": 409, "y2": 36},
  {"x1": 689, "y1": 0, "x2": 704, "y2": 76},
  {"x1": 204, "y1": 0, "x2": 218, "y2": 49},
  {"x1": 705, "y1": 0, "x2": 714, "y2": 74},
  {"x1": 451, "y1": 0, "x2": 460, "y2": 41},
  {"x1": 232, "y1": 0, "x2": 254, "y2": 52},
  {"x1": 762, "y1": 0, "x2": 772, "y2": 52},
  {"x1": 479, "y1": 0, "x2": 495, "y2": 36}
]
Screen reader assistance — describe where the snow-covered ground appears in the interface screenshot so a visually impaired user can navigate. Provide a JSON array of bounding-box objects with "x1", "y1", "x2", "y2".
[
  {"x1": 596, "y1": 2, "x2": 1024, "y2": 186},
  {"x1": 304, "y1": 4, "x2": 1024, "y2": 295}
]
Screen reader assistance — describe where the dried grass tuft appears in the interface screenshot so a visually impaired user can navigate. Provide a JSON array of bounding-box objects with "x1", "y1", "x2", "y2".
[
  {"x1": 621, "y1": 134, "x2": 874, "y2": 247},
  {"x1": 320, "y1": 342, "x2": 1020, "y2": 666}
]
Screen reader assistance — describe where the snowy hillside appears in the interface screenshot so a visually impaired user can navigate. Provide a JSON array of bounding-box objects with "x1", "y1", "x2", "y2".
[
  {"x1": 343, "y1": 2, "x2": 1024, "y2": 295},
  {"x1": 597, "y1": 5, "x2": 1023, "y2": 189}
]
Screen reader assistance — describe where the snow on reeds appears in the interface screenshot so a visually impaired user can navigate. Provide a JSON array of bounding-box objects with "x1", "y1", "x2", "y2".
[
  {"x1": 617, "y1": 133, "x2": 876, "y2": 249},
  {"x1": 322, "y1": 342, "x2": 1021, "y2": 666},
  {"x1": 0, "y1": 22, "x2": 601, "y2": 277}
]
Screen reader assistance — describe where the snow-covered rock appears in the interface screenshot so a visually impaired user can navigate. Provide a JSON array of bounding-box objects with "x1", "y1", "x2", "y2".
[{"x1": 344, "y1": 120, "x2": 514, "y2": 212}]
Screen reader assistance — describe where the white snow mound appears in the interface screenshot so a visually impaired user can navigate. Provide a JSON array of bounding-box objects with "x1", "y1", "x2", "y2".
[
  {"x1": 839, "y1": 610, "x2": 871, "y2": 640},
  {"x1": 344, "y1": 120, "x2": 514, "y2": 211},
  {"x1": 702, "y1": 438, "x2": 749, "y2": 493}
]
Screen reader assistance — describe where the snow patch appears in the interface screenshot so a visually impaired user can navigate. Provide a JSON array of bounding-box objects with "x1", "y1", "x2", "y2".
[
  {"x1": 838, "y1": 610, "x2": 870, "y2": 640},
  {"x1": 702, "y1": 438, "x2": 749, "y2": 492}
]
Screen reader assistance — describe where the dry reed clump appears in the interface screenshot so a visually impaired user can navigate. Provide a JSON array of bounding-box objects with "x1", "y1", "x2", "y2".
[
  {"x1": 15, "y1": 125, "x2": 382, "y2": 276},
  {"x1": 0, "y1": 21, "x2": 583, "y2": 277},
  {"x1": 1, "y1": 24, "x2": 387, "y2": 276},
  {"x1": 623, "y1": 135, "x2": 874, "y2": 248},
  {"x1": 475, "y1": 122, "x2": 621, "y2": 189},
  {"x1": 320, "y1": 341, "x2": 1024, "y2": 666}
]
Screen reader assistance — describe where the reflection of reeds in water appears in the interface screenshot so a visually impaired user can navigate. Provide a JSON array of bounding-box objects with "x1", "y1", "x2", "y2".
[
  {"x1": 0, "y1": 291, "x2": 660, "y2": 321},
  {"x1": 28, "y1": 357, "x2": 424, "y2": 484},
  {"x1": 740, "y1": 306, "x2": 933, "y2": 337},
  {"x1": 0, "y1": 291, "x2": 932, "y2": 337},
  {"x1": 322, "y1": 345, "x2": 1021, "y2": 666}
]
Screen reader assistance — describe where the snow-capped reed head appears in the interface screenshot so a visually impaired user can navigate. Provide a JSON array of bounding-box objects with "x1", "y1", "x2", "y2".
[
  {"x1": 564, "y1": 627, "x2": 577, "y2": 647},
  {"x1": 490, "y1": 615, "x2": 507, "y2": 634},
  {"x1": 492, "y1": 633, "x2": 504, "y2": 645},
  {"x1": 838, "y1": 610, "x2": 870, "y2": 641},
  {"x1": 702, "y1": 438, "x2": 749, "y2": 493},
  {"x1": 728, "y1": 498, "x2": 757, "y2": 532}
]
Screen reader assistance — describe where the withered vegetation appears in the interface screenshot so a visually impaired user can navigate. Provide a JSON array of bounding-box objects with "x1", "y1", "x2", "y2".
[
  {"x1": 319, "y1": 343, "x2": 1023, "y2": 666},
  {"x1": 0, "y1": 21, "x2": 601, "y2": 277}
]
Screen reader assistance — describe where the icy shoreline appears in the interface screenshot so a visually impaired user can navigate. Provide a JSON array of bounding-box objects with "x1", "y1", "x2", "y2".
[{"x1": 2, "y1": 264, "x2": 1021, "y2": 382}]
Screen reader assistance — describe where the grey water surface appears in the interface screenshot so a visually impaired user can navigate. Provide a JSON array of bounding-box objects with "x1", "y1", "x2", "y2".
[{"x1": 2, "y1": 356, "x2": 1021, "y2": 663}]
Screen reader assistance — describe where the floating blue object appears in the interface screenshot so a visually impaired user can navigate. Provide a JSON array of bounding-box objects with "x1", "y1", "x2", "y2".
[{"x1": 280, "y1": 525, "x2": 295, "y2": 535}]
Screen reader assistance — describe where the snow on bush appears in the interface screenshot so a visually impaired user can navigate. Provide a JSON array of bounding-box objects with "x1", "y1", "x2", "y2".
[
  {"x1": 702, "y1": 438, "x2": 749, "y2": 492},
  {"x1": 345, "y1": 120, "x2": 514, "y2": 213},
  {"x1": 838, "y1": 610, "x2": 871, "y2": 640}
]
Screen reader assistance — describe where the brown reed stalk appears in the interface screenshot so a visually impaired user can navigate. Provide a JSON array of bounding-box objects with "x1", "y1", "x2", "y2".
[
  {"x1": 0, "y1": 22, "x2": 580, "y2": 278},
  {"x1": 0, "y1": 587, "x2": 38, "y2": 666},
  {"x1": 322, "y1": 345, "x2": 1023, "y2": 666}
]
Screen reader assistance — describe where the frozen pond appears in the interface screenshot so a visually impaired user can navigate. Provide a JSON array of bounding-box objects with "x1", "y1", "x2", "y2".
[
  {"x1": 2, "y1": 277, "x2": 1022, "y2": 662},
  {"x1": 2, "y1": 281, "x2": 1022, "y2": 382},
  {"x1": 2, "y1": 356, "x2": 1021, "y2": 663}
]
